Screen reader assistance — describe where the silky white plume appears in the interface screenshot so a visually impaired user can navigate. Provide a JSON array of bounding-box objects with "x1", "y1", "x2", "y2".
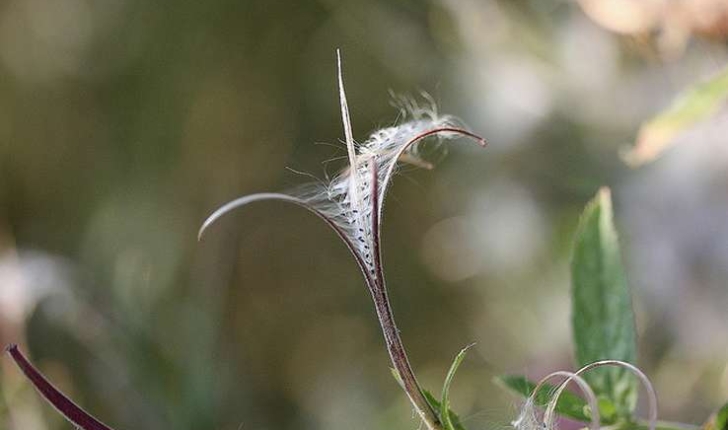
[
  {"x1": 513, "y1": 371, "x2": 599, "y2": 430},
  {"x1": 198, "y1": 50, "x2": 485, "y2": 284}
]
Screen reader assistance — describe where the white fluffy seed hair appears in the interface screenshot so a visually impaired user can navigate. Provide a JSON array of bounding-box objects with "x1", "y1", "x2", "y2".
[
  {"x1": 512, "y1": 371, "x2": 600, "y2": 430},
  {"x1": 198, "y1": 50, "x2": 485, "y2": 275},
  {"x1": 287, "y1": 50, "x2": 465, "y2": 273},
  {"x1": 512, "y1": 397, "x2": 543, "y2": 430},
  {"x1": 544, "y1": 360, "x2": 658, "y2": 430},
  {"x1": 514, "y1": 361, "x2": 659, "y2": 430}
]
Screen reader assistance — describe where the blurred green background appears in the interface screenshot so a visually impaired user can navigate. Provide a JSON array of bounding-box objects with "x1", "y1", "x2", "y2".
[{"x1": 1, "y1": 0, "x2": 728, "y2": 429}]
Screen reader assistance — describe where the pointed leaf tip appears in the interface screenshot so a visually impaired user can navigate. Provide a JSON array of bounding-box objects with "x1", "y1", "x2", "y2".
[
  {"x1": 440, "y1": 343, "x2": 475, "y2": 430},
  {"x1": 597, "y1": 186, "x2": 611, "y2": 206},
  {"x1": 7, "y1": 345, "x2": 116, "y2": 430},
  {"x1": 623, "y1": 65, "x2": 728, "y2": 167}
]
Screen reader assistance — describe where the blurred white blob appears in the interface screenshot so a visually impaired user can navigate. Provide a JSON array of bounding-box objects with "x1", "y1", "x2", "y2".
[
  {"x1": 467, "y1": 181, "x2": 548, "y2": 275},
  {"x1": 421, "y1": 216, "x2": 481, "y2": 282},
  {"x1": 558, "y1": 16, "x2": 619, "y2": 96},
  {"x1": 473, "y1": 56, "x2": 554, "y2": 146},
  {"x1": 0, "y1": 249, "x2": 72, "y2": 324},
  {"x1": 0, "y1": 0, "x2": 94, "y2": 83},
  {"x1": 421, "y1": 181, "x2": 548, "y2": 282},
  {"x1": 439, "y1": 0, "x2": 509, "y2": 50},
  {"x1": 578, "y1": 0, "x2": 660, "y2": 34},
  {"x1": 441, "y1": 0, "x2": 553, "y2": 147},
  {"x1": 0, "y1": 0, "x2": 130, "y2": 84}
]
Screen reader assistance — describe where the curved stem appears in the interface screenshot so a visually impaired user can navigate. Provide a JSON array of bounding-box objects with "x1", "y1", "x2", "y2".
[
  {"x1": 5, "y1": 344, "x2": 115, "y2": 430},
  {"x1": 367, "y1": 161, "x2": 443, "y2": 430},
  {"x1": 369, "y1": 280, "x2": 442, "y2": 430}
]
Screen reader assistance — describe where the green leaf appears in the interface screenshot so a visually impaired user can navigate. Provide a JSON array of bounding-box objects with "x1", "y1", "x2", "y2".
[
  {"x1": 623, "y1": 64, "x2": 728, "y2": 167},
  {"x1": 423, "y1": 390, "x2": 467, "y2": 430},
  {"x1": 495, "y1": 374, "x2": 596, "y2": 423},
  {"x1": 597, "y1": 397, "x2": 619, "y2": 424},
  {"x1": 440, "y1": 344, "x2": 473, "y2": 430},
  {"x1": 703, "y1": 402, "x2": 728, "y2": 430},
  {"x1": 393, "y1": 367, "x2": 468, "y2": 430},
  {"x1": 571, "y1": 187, "x2": 637, "y2": 417}
]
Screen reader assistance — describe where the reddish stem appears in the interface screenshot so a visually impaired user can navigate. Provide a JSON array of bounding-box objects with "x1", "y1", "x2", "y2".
[{"x1": 5, "y1": 344, "x2": 116, "y2": 430}]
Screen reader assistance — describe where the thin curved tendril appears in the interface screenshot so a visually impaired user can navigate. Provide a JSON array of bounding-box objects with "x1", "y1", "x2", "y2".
[
  {"x1": 377, "y1": 126, "x2": 486, "y2": 225},
  {"x1": 544, "y1": 360, "x2": 657, "y2": 430},
  {"x1": 525, "y1": 371, "x2": 600, "y2": 430},
  {"x1": 197, "y1": 193, "x2": 373, "y2": 286}
]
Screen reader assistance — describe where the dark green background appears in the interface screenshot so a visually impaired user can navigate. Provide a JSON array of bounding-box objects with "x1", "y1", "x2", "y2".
[{"x1": 1, "y1": 1, "x2": 727, "y2": 429}]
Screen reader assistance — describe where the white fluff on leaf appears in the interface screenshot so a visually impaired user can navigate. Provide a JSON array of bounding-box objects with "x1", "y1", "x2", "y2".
[
  {"x1": 513, "y1": 397, "x2": 544, "y2": 430},
  {"x1": 513, "y1": 371, "x2": 599, "y2": 430},
  {"x1": 514, "y1": 360, "x2": 659, "y2": 430},
  {"x1": 199, "y1": 50, "x2": 485, "y2": 286}
]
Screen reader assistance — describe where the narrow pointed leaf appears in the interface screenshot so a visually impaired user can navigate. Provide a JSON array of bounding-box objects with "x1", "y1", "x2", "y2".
[
  {"x1": 571, "y1": 188, "x2": 637, "y2": 417},
  {"x1": 422, "y1": 390, "x2": 467, "y2": 430},
  {"x1": 440, "y1": 344, "x2": 473, "y2": 430},
  {"x1": 5, "y1": 344, "x2": 116, "y2": 430},
  {"x1": 624, "y1": 65, "x2": 728, "y2": 167},
  {"x1": 335, "y1": 49, "x2": 368, "y2": 251}
]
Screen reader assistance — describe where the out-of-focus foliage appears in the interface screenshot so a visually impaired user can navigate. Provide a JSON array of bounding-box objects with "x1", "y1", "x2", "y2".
[
  {"x1": 1, "y1": 1, "x2": 728, "y2": 430},
  {"x1": 624, "y1": 65, "x2": 728, "y2": 166},
  {"x1": 578, "y1": 0, "x2": 728, "y2": 57},
  {"x1": 703, "y1": 403, "x2": 728, "y2": 430},
  {"x1": 498, "y1": 188, "x2": 672, "y2": 430},
  {"x1": 703, "y1": 402, "x2": 728, "y2": 430}
]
